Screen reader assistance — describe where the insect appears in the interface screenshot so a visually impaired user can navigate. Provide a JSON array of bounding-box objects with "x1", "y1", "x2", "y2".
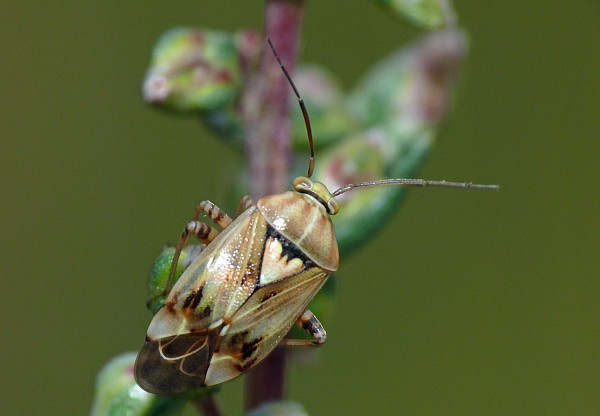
[{"x1": 134, "y1": 39, "x2": 498, "y2": 395}]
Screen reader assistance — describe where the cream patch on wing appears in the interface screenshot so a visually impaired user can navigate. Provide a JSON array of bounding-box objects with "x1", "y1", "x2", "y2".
[{"x1": 259, "y1": 236, "x2": 304, "y2": 285}]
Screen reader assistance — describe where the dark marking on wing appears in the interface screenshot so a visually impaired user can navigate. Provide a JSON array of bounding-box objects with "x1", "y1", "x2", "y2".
[
  {"x1": 238, "y1": 358, "x2": 257, "y2": 372},
  {"x1": 260, "y1": 291, "x2": 277, "y2": 303},
  {"x1": 228, "y1": 330, "x2": 249, "y2": 349},
  {"x1": 165, "y1": 291, "x2": 180, "y2": 314},
  {"x1": 265, "y1": 226, "x2": 314, "y2": 268},
  {"x1": 240, "y1": 259, "x2": 258, "y2": 287},
  {"x1": 182, "y1": 285, "x2": 204, "y2": 310},
  {"x1": 241, "y1": 336, "x2": 264, "y2": 360}
]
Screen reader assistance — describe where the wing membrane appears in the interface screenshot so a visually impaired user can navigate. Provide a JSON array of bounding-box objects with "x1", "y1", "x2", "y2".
[{"x1": 135, "y1": 333, "x2": 212, "y2": 395}]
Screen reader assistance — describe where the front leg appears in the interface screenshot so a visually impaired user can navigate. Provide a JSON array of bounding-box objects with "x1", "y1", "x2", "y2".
[
  {"x1": 280, "y1": 309, "x2": 327, "y2": 347},
  {"x1": 192, "y1": 200, "x2": 233, "y2": 229}
]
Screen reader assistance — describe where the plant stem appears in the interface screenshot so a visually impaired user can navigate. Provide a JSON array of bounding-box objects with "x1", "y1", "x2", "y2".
[
  {"x1": 244, "y1": 348, "x2": 288, "y2": 411},
  {"x1": 243, "y1": 0, "x2": 304, "y2": 199},
  {"x1": 242, "y1": 0, "x2": 304, "y2": 411},
  {"x1": 191, "y1": 394, "x2": 221, "y2": 416}
]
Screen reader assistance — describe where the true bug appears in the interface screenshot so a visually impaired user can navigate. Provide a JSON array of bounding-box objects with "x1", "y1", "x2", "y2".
[{"x1": 135, "y1": 39, "x2": 498, "y2": 395}]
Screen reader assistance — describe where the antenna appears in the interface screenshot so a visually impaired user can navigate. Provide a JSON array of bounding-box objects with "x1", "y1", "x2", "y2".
[
  {"x1": 332, "y1": 179, "x2": 499, "y2": 197},
  {"x1": 267, "y1": 38, "x2": 315, "y2": 178}
]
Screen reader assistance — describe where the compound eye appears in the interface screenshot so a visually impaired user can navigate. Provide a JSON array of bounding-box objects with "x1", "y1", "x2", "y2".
[{"x1": 293, "y1": 176, "x2": 313, "y2": 192}]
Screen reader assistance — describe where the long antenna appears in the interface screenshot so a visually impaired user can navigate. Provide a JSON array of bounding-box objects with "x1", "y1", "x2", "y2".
[
  {"x1": 267, "y1": 38, "x2": 315, "y2": 178},
  {"x1": 332, "y1": 178, "x2": 499, "y2": 197}
]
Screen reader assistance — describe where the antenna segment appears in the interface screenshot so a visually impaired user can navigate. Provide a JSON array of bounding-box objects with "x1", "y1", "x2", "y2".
[
  {"x1": 267, "y1": 38, "x2": 315, "y2": 178},
  {"x1": 332, "y1": 179, "x2": 499, "y2": 197}
]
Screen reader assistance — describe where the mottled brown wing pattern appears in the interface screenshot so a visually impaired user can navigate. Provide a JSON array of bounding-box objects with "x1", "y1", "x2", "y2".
[
  {"x1": 137, "y1": 207, "x2": 269, "y2": 394},
  {"x1": 137, "y1": 205, "x2": 332, "y2": 391},
  {"x1": 146, "y1": 207, "x2": 267, "y2": 341},
  {"x1": 204, "y1": 266, "x2": 329, "y2": 385}
]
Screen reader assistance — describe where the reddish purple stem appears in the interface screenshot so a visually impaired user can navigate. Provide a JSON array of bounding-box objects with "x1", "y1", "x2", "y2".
[
  {"x1": 243, "y1": 0, "x2": 303, "y2": 199},
  {"x1": 242, "y1": 0, "x2": 304, "y2": 412}
]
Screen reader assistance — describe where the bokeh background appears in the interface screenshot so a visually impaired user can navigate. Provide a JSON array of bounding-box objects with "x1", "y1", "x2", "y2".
[{"x1": 2, "y1": 1, "x2": 598, "y2": 415}]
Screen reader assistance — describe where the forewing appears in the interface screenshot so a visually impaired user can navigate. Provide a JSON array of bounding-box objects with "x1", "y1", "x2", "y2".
[
  {"x1": 228, "y1": 267, "x2": 328, "y2": 334},
  {"x1": 138, "y1": 208, "x2": 268, "y2": 393},
  {"x1": 203, "y1": 267, "x2": 329, "y2": 385},
  {"x1": 147, "y1": 207, "x2": 267, "y2": 340}
]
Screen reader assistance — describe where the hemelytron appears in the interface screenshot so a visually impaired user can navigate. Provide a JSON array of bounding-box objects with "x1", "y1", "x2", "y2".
[{"x1": 134, "y1": 39, "x2": 498, "y2": 395}]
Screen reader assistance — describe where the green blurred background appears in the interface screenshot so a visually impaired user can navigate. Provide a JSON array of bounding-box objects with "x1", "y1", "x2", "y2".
[{"x1": 2, "y1": 1, "x2": 598, "y2": 414}]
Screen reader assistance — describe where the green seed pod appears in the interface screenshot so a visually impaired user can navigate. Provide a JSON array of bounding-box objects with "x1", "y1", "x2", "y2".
[
  {"x1": 282, "y1": 33, "x2": 462, "y2": 255},
  {"x1": 315, "y1": 127, "x2": 431, "y2": 255},
  {"x1": 348, "y1": 29, "x2": 467, "y2": 128},
  {"x1": 290, "y1": 65, "x2": 358, "y2": 149},
  {"x1": 146, "y1": 244, "x2": 204, "y2": 314},
  {"x1": 373, "y1": 0, "x2": 456, "y2": 30},
  {"x1": 143, "y1": 28, "x2": 242, "y2": 114},
  {"x1": 319, "y1": 31, "x2": 466, "y2": 254},
  {"x1": 91, "y1": 352, "x2": 185, "y2": 416},
  {"x1": 199, "y1": 29, "x2": 261, "y2": 143}
]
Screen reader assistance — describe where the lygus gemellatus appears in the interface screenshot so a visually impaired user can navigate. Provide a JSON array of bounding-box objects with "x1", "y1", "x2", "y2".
[{"x1": 135, "y1": 39, "x2": 498, "y2": 395}]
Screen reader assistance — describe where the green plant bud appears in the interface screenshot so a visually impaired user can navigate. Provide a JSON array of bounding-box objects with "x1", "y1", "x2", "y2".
[
  {"x1": 374, "y1": 0, "x2": 456, "y2": 30},
  {"x1": 146, "y1": 244, "x2": 204, "y2": 314},
  {"x1": 234, "y1": 29, "x2": 262, "y2": 77},
  {"x1": 246, "y1": 401, "x2": 309, "y2": 416},
  {"x1": 199, "y1": 29, "x2": 262, "y2": 144},
  {"x1": 200, "y1": 109, "x2": 245, "y2": 146},
  {"x1": 348, "y1": 29, "x2": 467, "y2": 128},
  {"x1": 143, "y1": 28, "x2": 242, "y2": 113},
  {"x1": 316, "y1": 125, "x2": 433, "y2": 255},
  {"x1": 91, "y1": 352, "x2": 185, "y2": 416},
  {"x1": 290, "y1": 65, "x2": 358, "y2": 149}
]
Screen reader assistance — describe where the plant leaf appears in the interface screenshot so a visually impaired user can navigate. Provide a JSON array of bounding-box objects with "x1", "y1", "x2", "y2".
[{"x1": 374, "y1": 0, "x2": 456, "y2": 30}]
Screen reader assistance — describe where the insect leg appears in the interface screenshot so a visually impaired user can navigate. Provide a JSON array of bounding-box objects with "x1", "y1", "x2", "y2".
[
  {"x1": 234, "y1": 195, "x2": 255, "y2": 218},
  {"x1": 163, "y1": 220, "x2": 221, "y2": 295},
  {"x1": 193, "y1": 200, "x2": 233, "y2": 229},
  {"x1": 163, "y1": 200, "x2": 232, "y2": 297},
  {"x1": 280, "y1": 309, "x2": 327, "y2": 347}
]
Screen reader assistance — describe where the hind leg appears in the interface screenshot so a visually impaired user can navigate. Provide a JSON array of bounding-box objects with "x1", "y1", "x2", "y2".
[{"x1": 280, "y1": 310, "x2": 327, "y2": 347}]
